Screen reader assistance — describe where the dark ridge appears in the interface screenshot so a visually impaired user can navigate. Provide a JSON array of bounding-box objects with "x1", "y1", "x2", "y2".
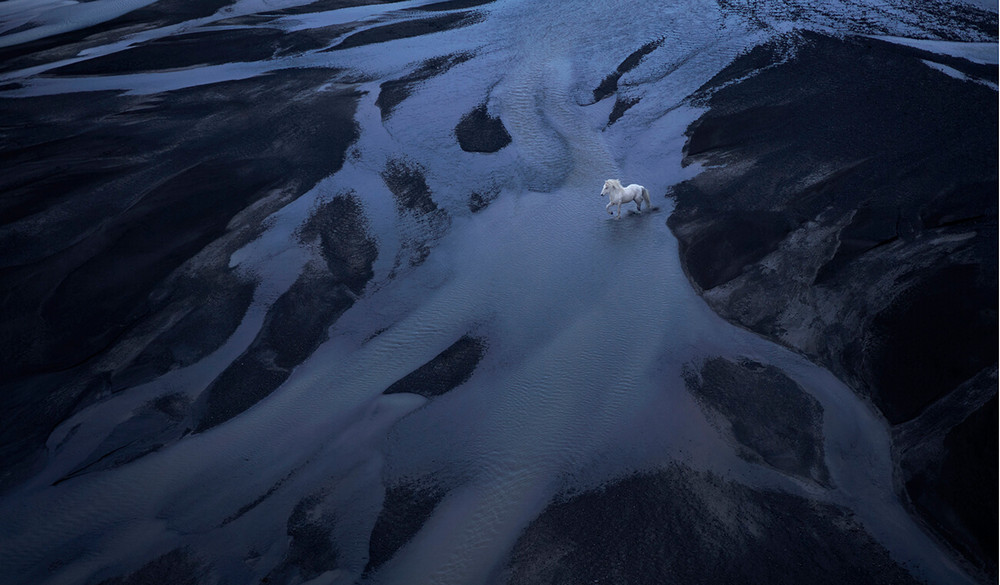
[
  {"x1": 366, "y1": 481, "x2": 446, "y2": 574},
  {"x1": 507, "y1": 464, "x2": 919, "y2": 585},
  {"x1": 684, "y1": 357, "x2": 829, "y2": 485},
  {"x1": 592, "y1": 38, "x2": 663, "y2": 103},
  {"x1": 384, "y1": 335, "x2": 486, "y2": 397},
  {"x1": 0, "y1": 370, "x2": 92, "y2": 493},
  {"x1": 455, "y1": 104, "x2": 511, "y2": 153},
  {"x1": 594, "y1": 72, "x2": 621, "y2": 103},
  {"x1": 376, "y1": 52, "x2": 474, "y2": 120},
  {"x1": 328, "y1": 11, "x2": 482, "y2": 51}
]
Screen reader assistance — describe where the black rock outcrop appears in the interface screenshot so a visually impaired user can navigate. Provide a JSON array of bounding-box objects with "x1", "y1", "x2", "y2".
[
  {"x1": 455, "y1": 104, "x2": 512, "y2": 153},
  {"x1": 667, "y1": 30, "x2": 997, "y2": 579}
]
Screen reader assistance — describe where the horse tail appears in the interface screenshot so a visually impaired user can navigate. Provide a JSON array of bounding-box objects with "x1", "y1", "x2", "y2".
[{"x1": 642, "y1": 187, "x2": 651, "y2": 210}]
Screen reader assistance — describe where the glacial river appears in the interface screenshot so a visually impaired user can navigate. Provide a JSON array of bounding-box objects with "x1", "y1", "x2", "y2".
[{"x1": 0, "y1": 0, "x2": 987, "y2": 583}]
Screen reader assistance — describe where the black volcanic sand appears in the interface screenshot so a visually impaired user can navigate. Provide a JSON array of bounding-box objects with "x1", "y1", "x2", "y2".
[
  {"x1": 381, "y1": 157, "x2": 450, "y2": 270},
  {"x1": 376, "y1": 53, "x2": 474, "y2": 120},
  {"x1": 684, "y1": 357, "x2": 829, "y2": 485},
  {"x1": 933, "y1": 396, "x2": 998, "y2": 566},
  {"x1": 195, "y1": 193, "x2": 378, "y2": 432},
  {"x1": 713, "y1": 0, "x2": 997, "y2": 41},
  {"x1": 382, "y1": 158, "x2": 439, "y2": 216},
  {"x1": 45, "y1": 25, "x2": 353, "y2": 76},
  {"x1": 0, "y1": 68, "x2": 362, "y2": 490},
  {"x1": 416, "y1": 0, "x2": 497, "y2": 11},
  {"x1": 256, "y1": 0, "x2": 494, "y2": 18},
  {"x1": 0, "y1": 0, "x2": 236, "y2": 73},
  {"x1": 95, "y1": 548, "x2": 210, "y2": 585},
  {"x1": 327, "y1": 11, "x2": 484, "y2": 51},
  {"x1": 265, "y1": 493, "x2": 341, "y2": 584},
  {"x1": 894, "y1": 371, "x2": 999, "y2": 580},
  {"x1": 468, "y1": 187, "x2": 501, "y2": 213},
  {"x1": 384, "y1": 335, "x2": 486, "y2": 398},
  {"x1": 667, "y1": 30, "x2": 997, "y2": 578},
  {"x1": 54, "y1": 393, "x2": 191, "y2": 485},
  {"x1": 263, "y1": 0, "x2": 408, "y2": 17},
  {"x1": 0, "y1": 0, "x2": 491, "y2": 74},
  {"x1": 365, "y1": 480, "x2": 447, "y2": 574},
  {"x1": 455, "y1": 104, "x2": 512, "y2": 153},
  {"x1": 592, "y1": 38, "x2": 663, "y2": 103},
  {"x1": 606, "y1": 96, "x2": 639, "y2": 126},
  {"x1": 592, "y1": 38, "x2": 663, "y2": 126},
  {"x1": 505, "y1": 464, "x2": 919, "y2": 585}
]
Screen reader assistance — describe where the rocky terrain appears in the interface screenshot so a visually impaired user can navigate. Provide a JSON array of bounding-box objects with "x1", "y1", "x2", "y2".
[
  {"x1": 506, "y1": 463, "x2": 920, "y2": 585},
  {"x1": 667, "y1": 29, "x2": 998, "y2": 580},
  {"x1": 0, "y1": 1, "x2": 995, "y2": 584}
]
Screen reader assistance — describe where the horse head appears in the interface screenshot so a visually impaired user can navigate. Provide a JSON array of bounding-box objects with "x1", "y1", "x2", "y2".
[{"x1": 600, "y1": 179, "x2": 620, "y2": 197}]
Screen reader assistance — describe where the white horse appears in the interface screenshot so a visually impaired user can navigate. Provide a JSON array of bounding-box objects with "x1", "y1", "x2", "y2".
[{"x1": 601, "y1": 179, "x2": 650, "y2": 219}]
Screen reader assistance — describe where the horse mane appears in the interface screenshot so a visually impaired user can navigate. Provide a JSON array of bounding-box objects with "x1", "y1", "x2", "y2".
[{"x1": 605, "y1": 179, "x2": 622, "y2": 188}]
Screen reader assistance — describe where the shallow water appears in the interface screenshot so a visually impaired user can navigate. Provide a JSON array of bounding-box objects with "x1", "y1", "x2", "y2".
[{"x1": 0, "y1": 0, "x2": 990, "y2": 583}]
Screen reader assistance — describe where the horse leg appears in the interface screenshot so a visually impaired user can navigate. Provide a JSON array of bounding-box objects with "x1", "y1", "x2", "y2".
[
  {"x1": 616, "y1": 202, "x2": 622, "y2": 219},
  {"x1": 635, "y1": 199, "x2": 642, "y2": 213},
  {"x1": 606, "y1": 200, "x2": 614, "y2": 215}
]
